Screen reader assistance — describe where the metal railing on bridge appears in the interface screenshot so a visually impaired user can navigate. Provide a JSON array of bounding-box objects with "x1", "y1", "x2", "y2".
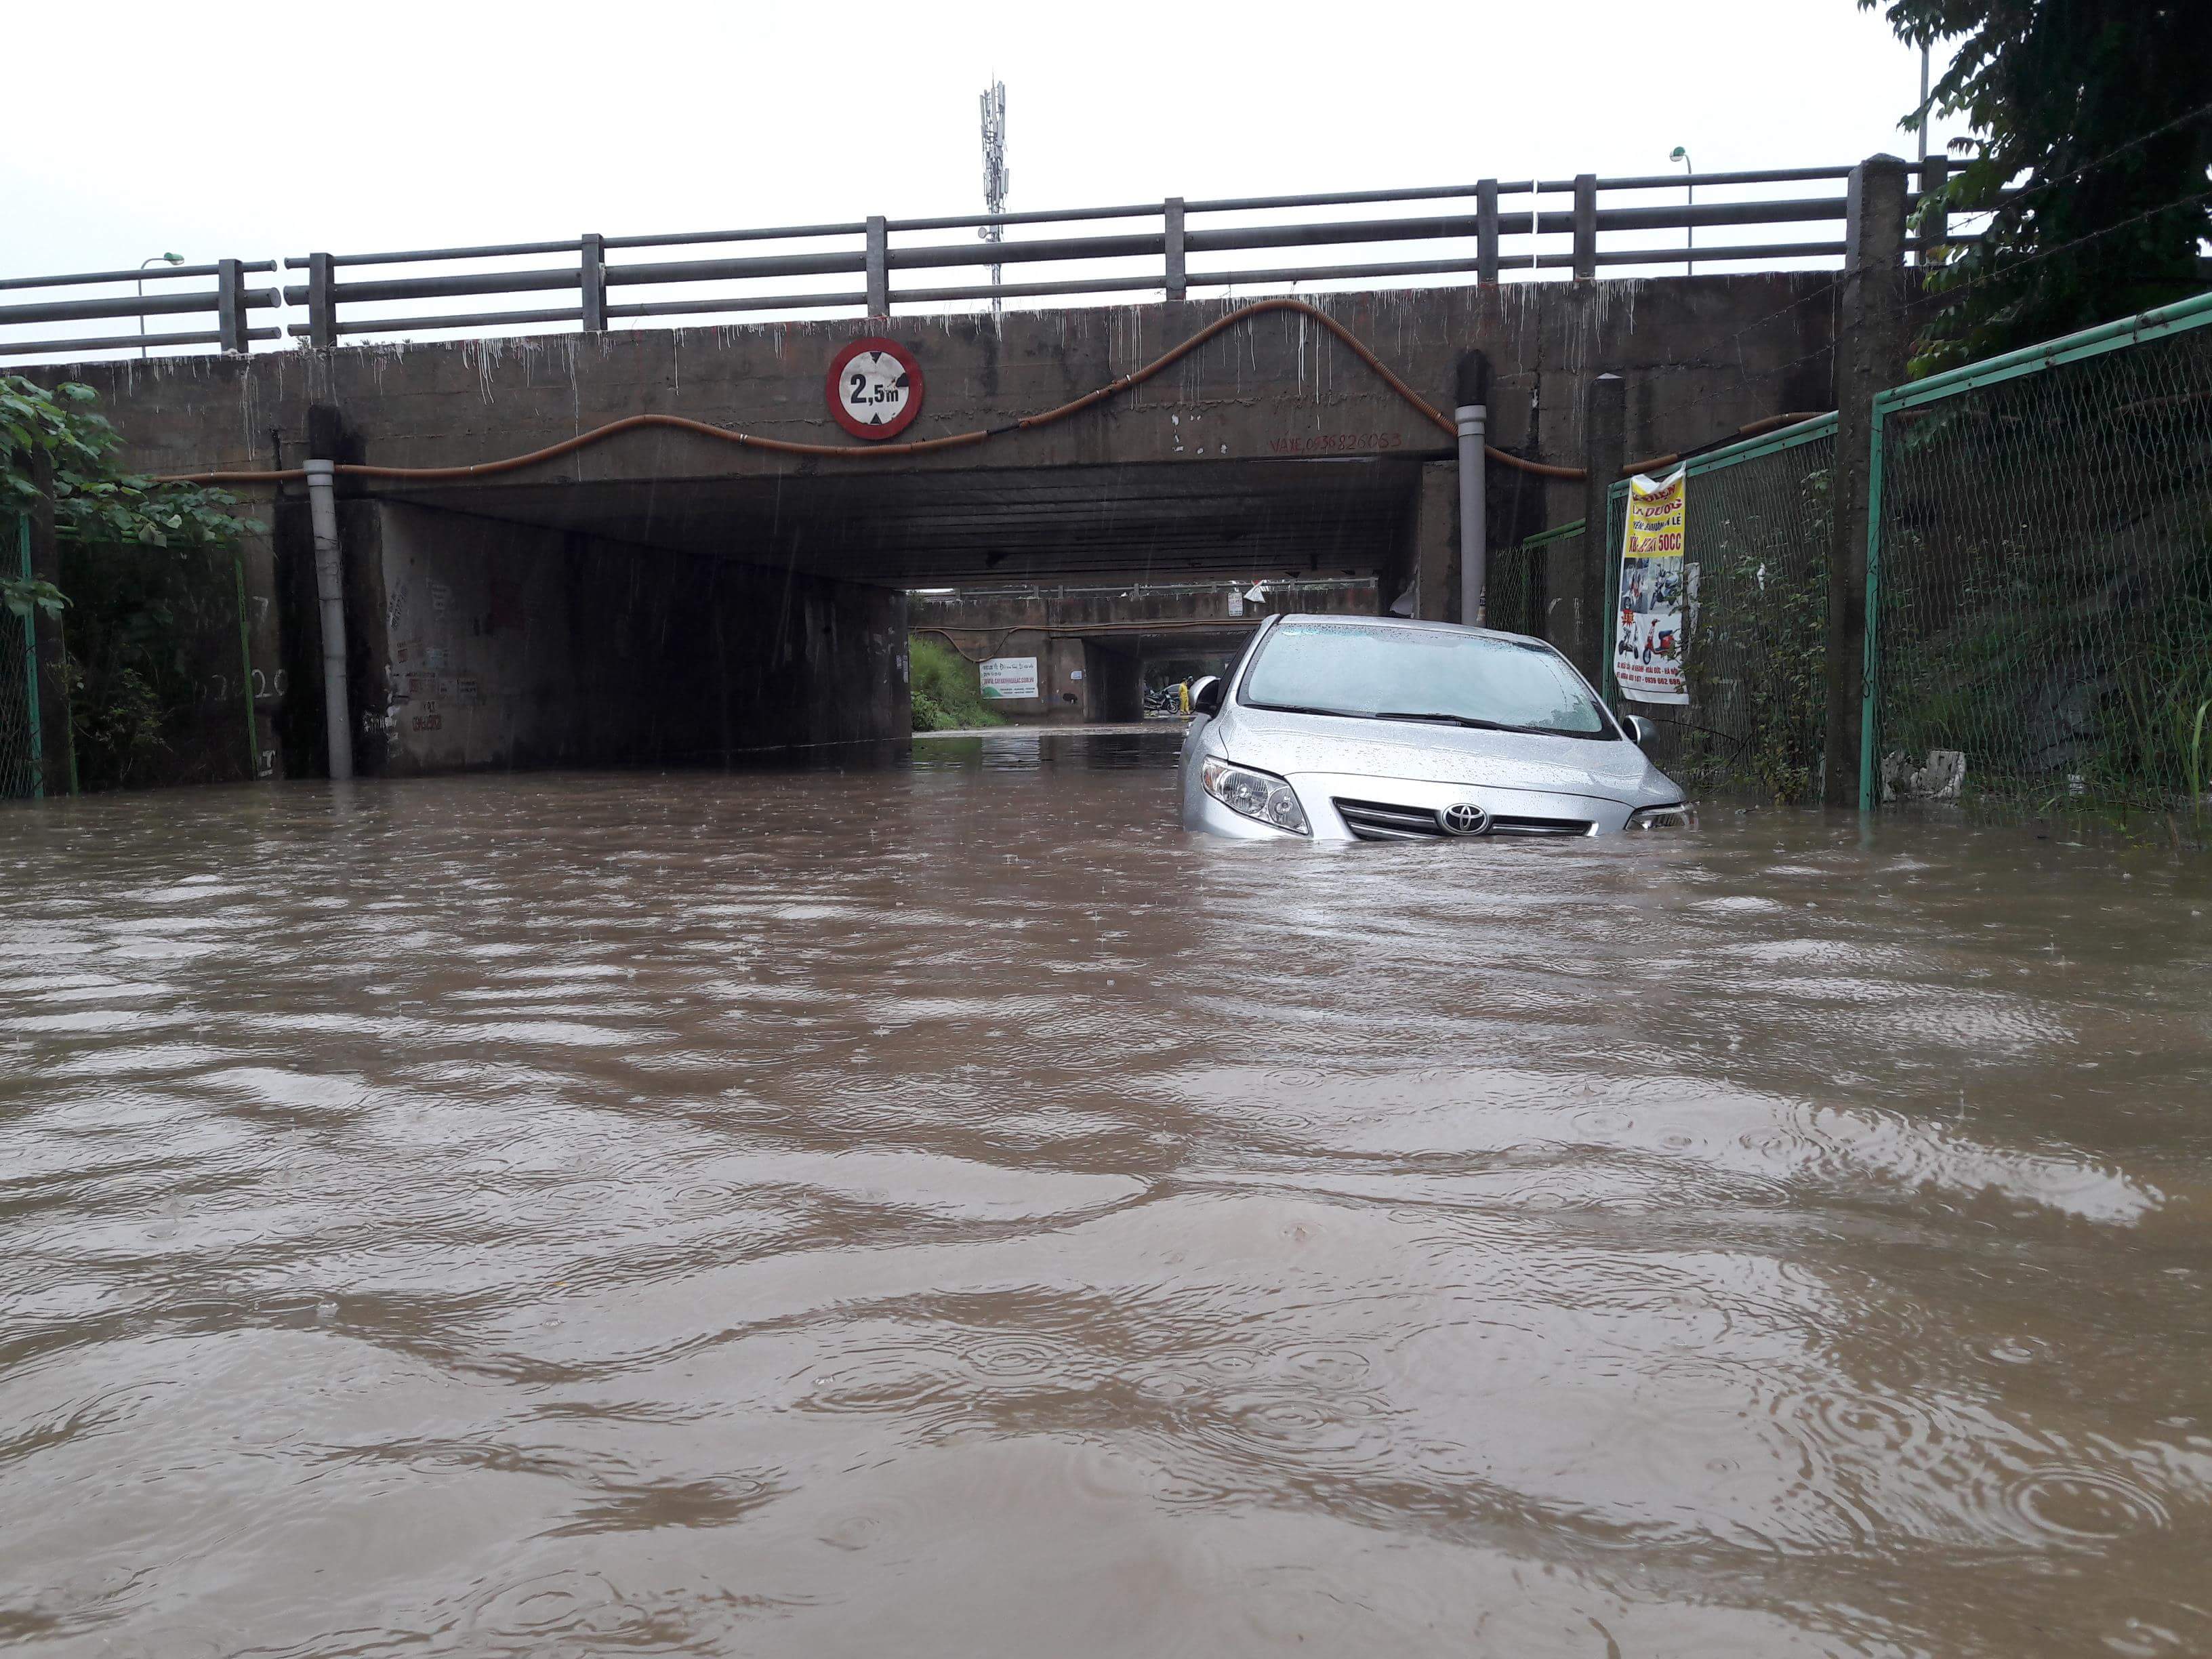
[{"x1": 0, "y1": 163, "x2": 1978, "y2": 364}]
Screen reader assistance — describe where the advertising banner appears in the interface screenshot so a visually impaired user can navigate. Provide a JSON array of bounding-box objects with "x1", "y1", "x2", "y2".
[
  {"x1": 1614, "y1": 470, "x2": 1689, "y2": 705},
  {"x1": 979, "y1": 656, "x2": 1040, "y2": 700}
]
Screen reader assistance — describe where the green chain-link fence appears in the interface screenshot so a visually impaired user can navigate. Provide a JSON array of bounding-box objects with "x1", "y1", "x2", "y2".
[
  {"x1": 3, "y1": 516, "x2": 43, "y2": 801},
  {"x1": 1487, "y1": 520, "x2": 1574, "y2": 640},
  {"x1": 1866, "y1": 291, "x2": 2212, "y2": 823},
  {"x1": 1602, "y1": 415, "x2": 1839, "y2": 800},
  {"x1": 1, "y1": 516, "x2": 261, "y2": 802}
]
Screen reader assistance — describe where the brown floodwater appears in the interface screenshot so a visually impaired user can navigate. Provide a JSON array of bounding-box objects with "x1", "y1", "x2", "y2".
[{"x1": 3, "y1": 731, "x2": 2209, "y2": 1658}]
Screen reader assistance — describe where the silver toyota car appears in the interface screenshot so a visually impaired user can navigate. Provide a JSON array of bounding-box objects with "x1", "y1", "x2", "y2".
[{"x1": 1179, "y1": 615, "x2": 1692, "y2": 842}]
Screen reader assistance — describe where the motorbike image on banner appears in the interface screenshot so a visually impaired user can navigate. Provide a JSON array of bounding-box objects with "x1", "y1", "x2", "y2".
[{"x1": 1614, "y1": 469, "x2": 1689, "y2": 706}]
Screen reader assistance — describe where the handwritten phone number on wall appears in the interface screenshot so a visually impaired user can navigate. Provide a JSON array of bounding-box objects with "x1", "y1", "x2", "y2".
[{"x1": 1267, "y1": 432, "x2": 1408, "y2": 456}]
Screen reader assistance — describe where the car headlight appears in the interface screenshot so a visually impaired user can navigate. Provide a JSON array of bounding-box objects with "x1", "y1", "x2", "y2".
[
  {"x1": 1627, "y1": 802, "x2": 1696, "y2": 830},
  {"x1": 1200, "y1": 756, "x2": 1311, "y2": 835}
]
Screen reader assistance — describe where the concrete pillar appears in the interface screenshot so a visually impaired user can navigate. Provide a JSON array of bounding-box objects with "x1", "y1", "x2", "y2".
[
  {"x1": 25, "y1": 451, "x2": 73, "y2": 794},
  {"x1": 1566, "y1": 373, "x2": 1625, "y2": 683},
  {"x1": 1823, "y1": 155, "x2": 1912, "y2": 808},
  {"x1": 234, "y1": 498, "x2": 283, "y2": 779},
  {"x1": 1412, "y1": 460, "x2": 1457, "y2": 622}
]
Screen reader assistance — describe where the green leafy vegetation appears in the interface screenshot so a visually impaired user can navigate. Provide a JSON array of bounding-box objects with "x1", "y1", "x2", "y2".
[
  {"x1": 909, "y1": 634, "x2": 1005, "y2": 732},
  {"x1": 1860, "y1": 0, "x2": 2212, "y2": 375},
  {"x1": 3, "y1": 374, "x2": 259, "y2": 789}
]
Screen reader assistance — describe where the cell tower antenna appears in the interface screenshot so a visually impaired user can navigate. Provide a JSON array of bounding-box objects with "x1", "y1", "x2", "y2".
[{"x1": 979, "y1": 79, "x2": 1009, "y2": 317}]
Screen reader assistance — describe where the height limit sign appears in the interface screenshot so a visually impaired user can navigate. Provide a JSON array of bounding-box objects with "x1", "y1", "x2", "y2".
[{"x1": 826, "y1": 337, "x2": 924, "y2": 441}]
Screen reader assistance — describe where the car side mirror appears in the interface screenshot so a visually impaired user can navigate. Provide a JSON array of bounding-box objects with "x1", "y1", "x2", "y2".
[
  {"x1": 1190, "y1": 676, "x2": 1224, "y2": 718},
  {"x1": 1620, "y1": 712, "x2": 1654, "y2": 745}
]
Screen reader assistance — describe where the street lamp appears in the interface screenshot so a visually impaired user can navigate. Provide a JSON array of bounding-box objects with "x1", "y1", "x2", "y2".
[
  {"x1": 138, "y1": 252, "x2": 184, "y2": 359},
  {"x1": 1669, "y1": 148, "x2": 1694, "y2": 275}
]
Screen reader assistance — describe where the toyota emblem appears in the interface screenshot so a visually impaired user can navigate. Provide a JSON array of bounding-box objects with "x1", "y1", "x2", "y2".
[{"x1": 1438, "y1": 802, "x2": 1492, "y2": 836}]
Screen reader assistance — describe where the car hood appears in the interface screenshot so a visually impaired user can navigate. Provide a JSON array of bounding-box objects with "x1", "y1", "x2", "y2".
[{"x1": 1219, "y1": 703, "x2": 1669, "y2": 804}]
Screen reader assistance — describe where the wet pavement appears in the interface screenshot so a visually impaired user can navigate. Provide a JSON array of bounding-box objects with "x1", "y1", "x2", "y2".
[{"x1": 2, "y1": 731, "x2": 2209, "y2": 1657}]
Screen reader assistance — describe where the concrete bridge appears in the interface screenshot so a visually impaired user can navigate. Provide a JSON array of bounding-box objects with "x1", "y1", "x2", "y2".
[
  {"x1": 49, "y1": 275, "x2": 1840, "y2": 779},
  {"x1": 17, "y1": 159, "x2": 1931, "y2": 783}
]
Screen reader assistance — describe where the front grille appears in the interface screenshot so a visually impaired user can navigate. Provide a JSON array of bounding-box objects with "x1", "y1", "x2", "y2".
[
  {"x1": 1488, "y1": 814, "x2": 1596, "y2": 837},
  {"x1": 1333, "y1": 798, "x2": 1447, "y2": 840},
  {"x1": 1332, "y1": 798, "x2": 1595, "y2": 842}
]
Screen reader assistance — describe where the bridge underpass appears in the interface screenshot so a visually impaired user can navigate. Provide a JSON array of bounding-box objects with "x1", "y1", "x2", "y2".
[
  {"x1": 909, "y1": 577, "x2": 1377, "y2": 725},
  {"x1": 45, "y1": 272, "x2": 1840, "y2": 779},
  {"x1": 307, "y1": 454, "x2": 1420, "y2": 769}
]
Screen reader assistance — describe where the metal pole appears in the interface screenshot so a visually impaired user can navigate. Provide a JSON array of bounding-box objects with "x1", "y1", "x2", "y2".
[
  {"x1": 1858, "y1": 398, "x2": 1889, "y2": 811},
  {"x1": 1671, "y1": 148, "x2": 1695, "y2": 273},
  {"x1": 1918, "y1": 45, "x2": 1931, "y2": 165},
  {"x1": 304, "y1": 459, "x2": 354, "y2": 781},
  {"x1": 1914, "y1": 44, "x2": 1931, "y2": 270},
  {"x1": 1455, "y1": 352, "x2": 1489, "y2": 628}
]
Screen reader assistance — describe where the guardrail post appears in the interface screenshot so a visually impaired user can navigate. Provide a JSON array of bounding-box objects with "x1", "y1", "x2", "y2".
[
  {"x1": 1572, "y1": 175, "x2": 1597, "y2": 281},
  {"x1": 1575, "y1": 373, "x2": 1625, "y2": 683},
  {"x1": 1476, "y1": 180, "x2": 1499, "y2": 283},
  {"x1": 1823, "y1": 154, "x2": 1910, "y2": 808},
  {"x1": 1164, "y1": 197, "x2": 1187, "y2": 304},
  {"x1": 216, "y1": 259, "x2": 249, "y2": 353},
  {"x1": 307, "y1": 253, "x2": 337, "y2": 349},
  {"x1": 581, "y1": 233, "x2": 607, "y2": 332},
  {"x1": 866, "y1": 216, "x2": 889, "y2": 316}
]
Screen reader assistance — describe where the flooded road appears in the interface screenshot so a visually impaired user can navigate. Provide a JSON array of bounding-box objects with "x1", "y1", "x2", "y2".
[{"x1": 3, "y1": 731, "x2": 2209, "y2": 1657}]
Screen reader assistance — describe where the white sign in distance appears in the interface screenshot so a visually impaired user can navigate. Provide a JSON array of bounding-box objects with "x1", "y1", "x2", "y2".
[{"x1": 979, "y1": 656, "x2": 1040, "y2": 700}]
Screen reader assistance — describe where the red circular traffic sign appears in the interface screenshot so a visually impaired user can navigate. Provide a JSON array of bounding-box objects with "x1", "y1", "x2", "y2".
[{"x1": 826, "y1": 337, "x2": 924, "y2": 441}]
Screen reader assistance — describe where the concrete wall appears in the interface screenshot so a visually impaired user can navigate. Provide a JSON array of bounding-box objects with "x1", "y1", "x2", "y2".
[
  {"x1": 58, "y1": 279, "x2": 1835, "y2": 524},
  {"x1": 276, "y1": 500, "x2": 906, "y2": 777}
]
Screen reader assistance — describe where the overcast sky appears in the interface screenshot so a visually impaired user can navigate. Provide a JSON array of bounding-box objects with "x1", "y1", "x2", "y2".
[{"x1": 6, "y1": 0, "x2": 1952, "y2": 280}]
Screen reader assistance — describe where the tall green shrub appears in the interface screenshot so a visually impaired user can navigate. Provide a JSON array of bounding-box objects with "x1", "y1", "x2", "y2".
[{"x1": 909, "y1": 635, "x2": 1006, "y2": 732}]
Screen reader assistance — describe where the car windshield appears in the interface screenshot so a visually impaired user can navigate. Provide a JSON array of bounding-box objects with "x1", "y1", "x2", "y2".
[{"x1": 1239, "y1": 621, "x2": 1612, "y2": 737}]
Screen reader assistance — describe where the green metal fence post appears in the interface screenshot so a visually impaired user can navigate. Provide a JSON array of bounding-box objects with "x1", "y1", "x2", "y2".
[{"x1": 1858, "y1": 397, "x2": 1888, "y2": 811}]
